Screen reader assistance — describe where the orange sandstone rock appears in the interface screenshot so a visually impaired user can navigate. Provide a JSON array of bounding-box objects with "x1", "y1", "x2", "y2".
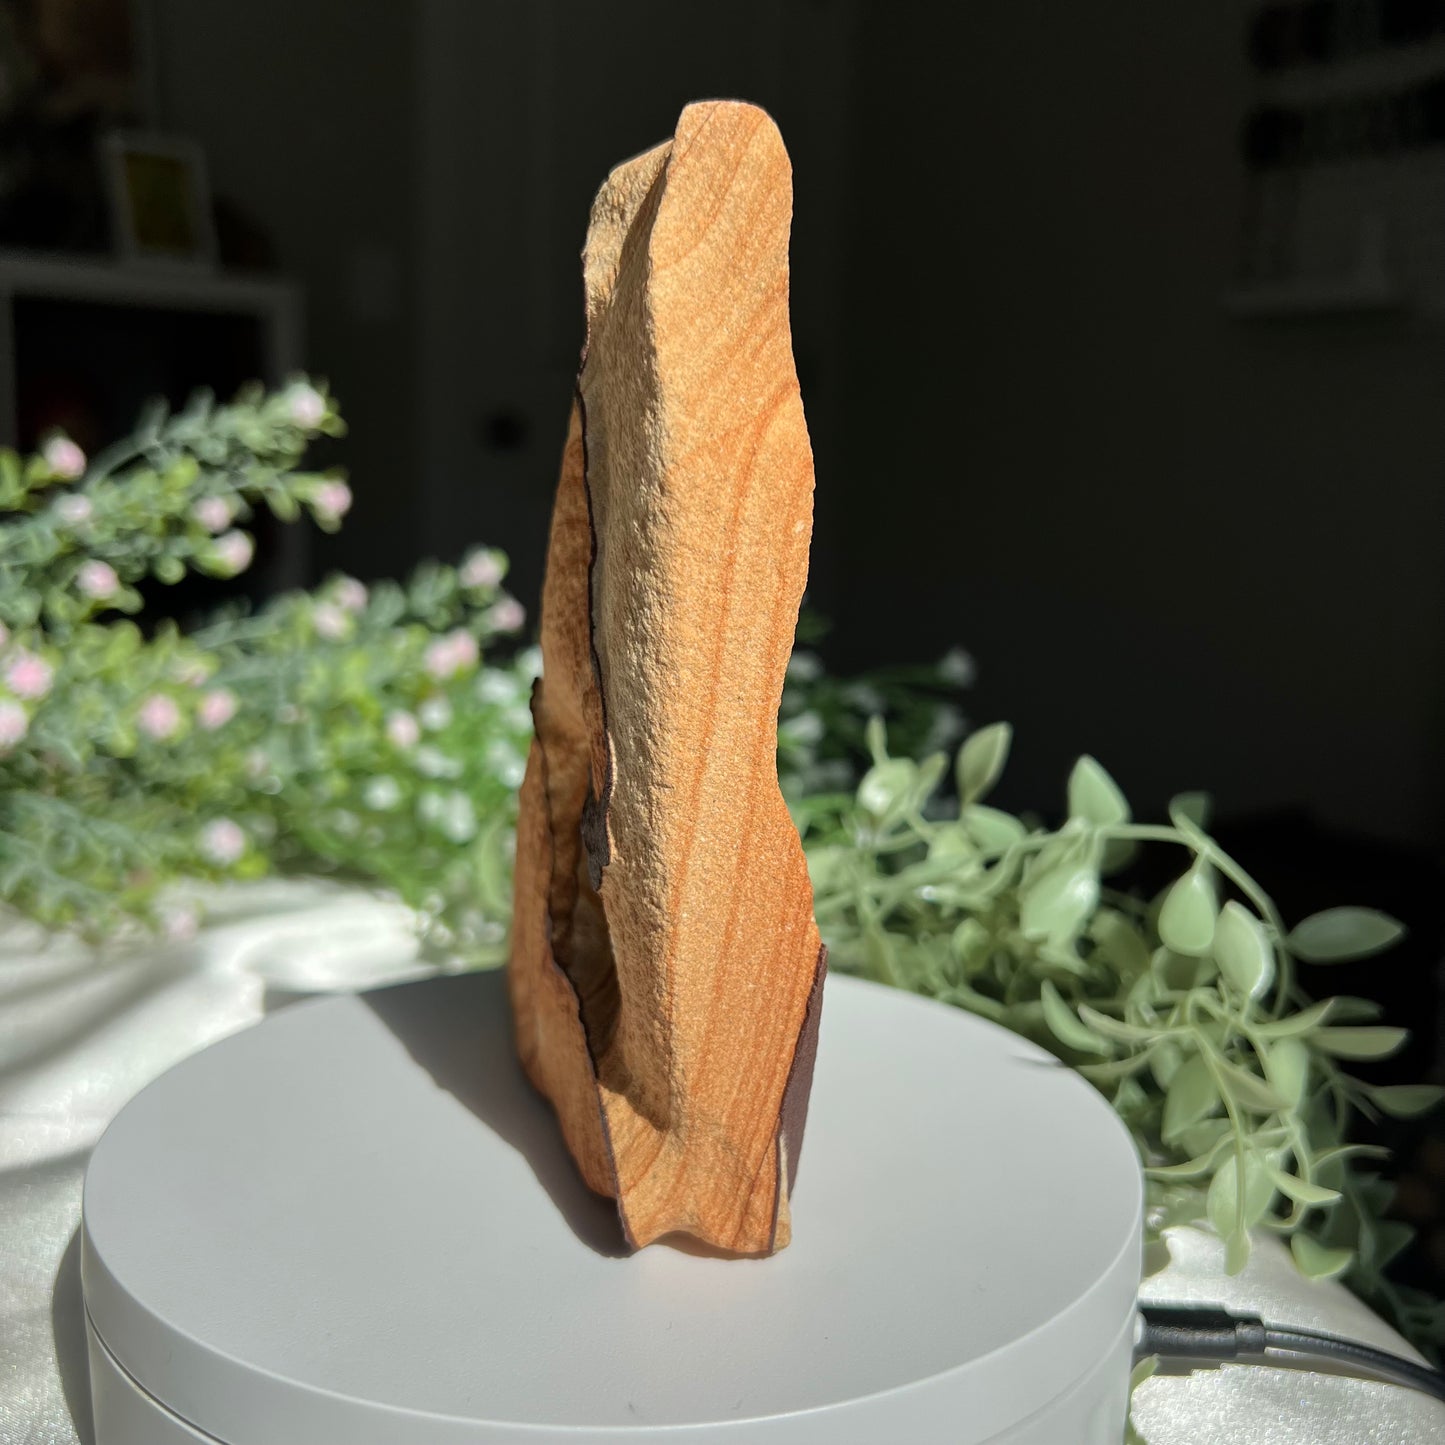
[{"x1": 509, "y1": 101, "x2": 825, "y2": 1256}]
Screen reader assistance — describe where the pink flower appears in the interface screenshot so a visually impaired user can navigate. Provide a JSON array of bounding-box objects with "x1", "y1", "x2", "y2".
[
  {"x1": 56, "y1": 494, "x2": 93, "y2": 525},
  {"x1": 77, "y1": 559, "x2": 119, "y2": 600},
  {"x1": 313, "y1": 480, "x2": 352, "y2": 524},
  {"x1": 0, "y1": 701, "x2": 28, "y2": 751},
  {"x1": 286, "y1": 383, "x2": 326, "y2": 429},
  {"x1": 212, "y1": 530, "x2": 254, "y2": 576},
  {"x1": 6, "y1": 651, "x2": 52, "y2": 700},
  {"x1": 137, "y1": 693, "x2": 182, "y2": 740},
  {"x1": 159, "y1": 904, "x2": 200, "y2": 943},
  {"x1": 333, "y1": 576, "x2": 368, "y2": 612},
  {"x1": 198, "y1": 688, "x2": 237, "y2": 730},
  {"x1": 459, "y1": 549, "x2": 504, "y2": 590},
  {"x1": 386, "y1": 710, "x2": 420, "y2": 749},
  {"x1": 193, "y1": 496, "x2": 232, "y2": 533},
  {"x1": 198, "y1": 817, "x2": 246, "y2": 866},
  {"x1": 43, "y1": 436, "x2": 86, "y2": 480},
  {"x1": 487, "y1": 598, "x2": 526, "y2": 635},
  {"x1": 312, "y1": 602, "x2": 350, "y2": 640},
  {"x1": 424, "y1": 629, "x2": 479, "y2": 680}
]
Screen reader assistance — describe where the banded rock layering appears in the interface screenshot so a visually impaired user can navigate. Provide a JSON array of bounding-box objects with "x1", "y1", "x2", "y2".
[{"x1": 508, "y1": 101, "x2": 826, "y2": 1255}]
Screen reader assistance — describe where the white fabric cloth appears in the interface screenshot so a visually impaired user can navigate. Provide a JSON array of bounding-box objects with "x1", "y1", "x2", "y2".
[{"x1": 1, "y1": 879, "x2": 1441, "y2": 1443}]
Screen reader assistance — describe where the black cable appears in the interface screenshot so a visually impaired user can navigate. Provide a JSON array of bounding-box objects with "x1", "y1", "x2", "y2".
[
  {"x1": 1137, "y1": 1303, "x2": 1445, "y2": 1405},
  {"x1": 1262, "y1": 1322, "x2": 1445, "y2": 1404}
]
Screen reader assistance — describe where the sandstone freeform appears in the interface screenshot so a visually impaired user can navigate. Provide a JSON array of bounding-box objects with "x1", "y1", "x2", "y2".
[{"x1": 509, "y1": 101, "x2": 825, "y2": 1255}]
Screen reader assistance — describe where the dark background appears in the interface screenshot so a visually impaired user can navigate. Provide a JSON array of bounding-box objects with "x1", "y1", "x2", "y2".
[
  {"x1": 125, "y1": 0, "x2": 1445, "y2": 848},
  {"x1": 6, "y1": 0, "x2": 1445, "y2": 1282}
]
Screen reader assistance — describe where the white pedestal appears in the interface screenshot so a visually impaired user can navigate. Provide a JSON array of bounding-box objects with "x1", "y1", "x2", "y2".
[{"x1": 81, "y1": 971, "x2": 1142, "y2": 1443}]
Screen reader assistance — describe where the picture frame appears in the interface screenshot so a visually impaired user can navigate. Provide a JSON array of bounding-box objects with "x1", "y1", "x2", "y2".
[{"x1": 101, "y1": 130, "x2": 216, "y2": 267}]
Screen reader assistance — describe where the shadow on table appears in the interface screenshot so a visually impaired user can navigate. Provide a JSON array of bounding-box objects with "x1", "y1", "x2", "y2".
[
  {"x1": 52, "y1": 1226, "x2": 94, "y2": 1445},
  {"x1": 361, "y1": 969, "x2": 629, "y2": 1258}
]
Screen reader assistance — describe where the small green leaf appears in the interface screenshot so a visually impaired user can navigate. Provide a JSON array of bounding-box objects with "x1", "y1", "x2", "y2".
[
  {"x1": 1264, "y1": 1164, "x2": 1340, "y2": 1208},
  {"x1": 1112, "y1": 1075, "x2": 1151, "y2": 1121},
  {"x1": 957, "y1": 722, "x2": 1011, "y2": 804},
  {"x1": 1365, "y1": 1084, "x2": 1445, "y2": 1118},
  {"x1": 857, "y1": 759, "x2": 917, "y2": 822},
  {"x1": 1039, "y1": 980, "x2": 1109, "y2": 1055},
  {"x1": 1208, "y1": 1148, "x2": 1276, "y2": 1240},
  {"x1": 1078, "y1": 1054, "x2": 1152, "y2": 1084},
  {"x1": 864, "y1": 714, "x2": 887, "y2": 764},
  {"x1": 1146, "y1": 1135, "x2": 1233, "y2": 1180},
  {"x1": 1290, "y1": 1234, "x2": 1353, "y2": 1280},
  {"x1": 923, "y1": 825, "x2": 972, "y2": 864},
  {"x1": 949, "y1": 917, "x2": 989, "y2": 967},
  {"x1": 1311, "y1": 1143, "x2": 1389, "y2": 1172},
  {"x1": 1158, "y1": 864, "x2": 1217, "y2": 956},
  {"x1": 1169, "y1": 790, "x2": 1213, "y2": 832},
  {"x1": 1253, "y1": 997, "x2": 1337, "y2": 1039},
  {"x1": 1161, "y1": 1053, "x2": 1219, "y2": 1143},
  {"x1": 1178, "y1": 1118, "x2": 1232, "y2": 1160},
  {"x1": 1287, "y1": 907, "x2": 1405, "y2": 963},
  {"x1": 1149, "y1": 1038, "x2": 1183, "y2": 1090},
  {"x1": 1019, "y1": 858, "x2": 1099, "y2": 947},
  {"x1": 1261, "y1": 1036, "x2": 1310, "y2": 1109},
  {"x1": 1213, "y1": 901, "x2": 1274, "y2": 1001},
  {"x1": 1078, "y1": 1003, "x2": 1160, "y2": 1043},
  {"x1": 1225, "y1": 1229, "x2": 1252, "y2": 1275},
  {"x1": 1091, "y1": 909, "x2": 1151, "y2": 978},
  {"x1": 1067, "y1": 755, "x2": 1130, "y2": 827},
  {"x1": 1210, "y1": 1053, "x2": 1288, "y2": 1115},
  {"x1": 963, "y1": 803, "x2": 1025, "y2": 854},
  {"x1": 1132, "y1": 961, "x2": 1167, "y2": 1006},
  {"x1": 1312, "y1": 1026, "x2": 1409, "y2": 1061},
  {"x1": 270, "y1": 490, "x2": 300, "y2": 523}
]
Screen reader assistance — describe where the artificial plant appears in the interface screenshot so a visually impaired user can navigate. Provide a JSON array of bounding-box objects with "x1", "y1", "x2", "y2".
[
  {"x1": 0, "y1": 381, "x2": 533, "y2": 955},
  {"x1": 803, "y1": 720, "x2": 1443, "y2": 1348}
]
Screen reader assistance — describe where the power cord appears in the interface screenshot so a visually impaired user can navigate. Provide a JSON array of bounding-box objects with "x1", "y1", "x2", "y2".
[{"x1": 1137, "y1": 1303, "x2": 1445, "y2": 1405}]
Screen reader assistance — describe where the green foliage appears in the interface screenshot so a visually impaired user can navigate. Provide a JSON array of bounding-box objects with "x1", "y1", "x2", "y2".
[
  {"x1": 778, "y1": 633, "x2": 972, "y2": 802},
  {"x1": 802, "y1": 725, "x2": 1445, "y2": 1349},
  {"x1": 0, "y1": 380, "x2": 532, "y2": 958}
]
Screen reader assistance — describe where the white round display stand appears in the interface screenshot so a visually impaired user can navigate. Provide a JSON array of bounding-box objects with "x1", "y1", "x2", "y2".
[{"x1": 82, "y1": 970, "x2": 1142, "y2": 1444}]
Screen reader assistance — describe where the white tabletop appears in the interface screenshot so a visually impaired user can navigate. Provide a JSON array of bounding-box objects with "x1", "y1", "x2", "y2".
[{"x1": 3, "y1": 879, "x2": 1442, "y2": 1444}]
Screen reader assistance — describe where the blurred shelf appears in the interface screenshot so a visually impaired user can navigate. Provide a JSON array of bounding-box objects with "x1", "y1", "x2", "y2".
[
  {"x1": 0, "y1": 249, "x2": 303, "y2": 447},
  {"x1": 1223, "y1": 277, "x2": 1407, "y2": 320},
  {"x1": 0, "y1": 248, "x2": 308, "y2": 589},
  {"x1": 0, "y1": 248, "x2": 299, "y2": 316}
]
